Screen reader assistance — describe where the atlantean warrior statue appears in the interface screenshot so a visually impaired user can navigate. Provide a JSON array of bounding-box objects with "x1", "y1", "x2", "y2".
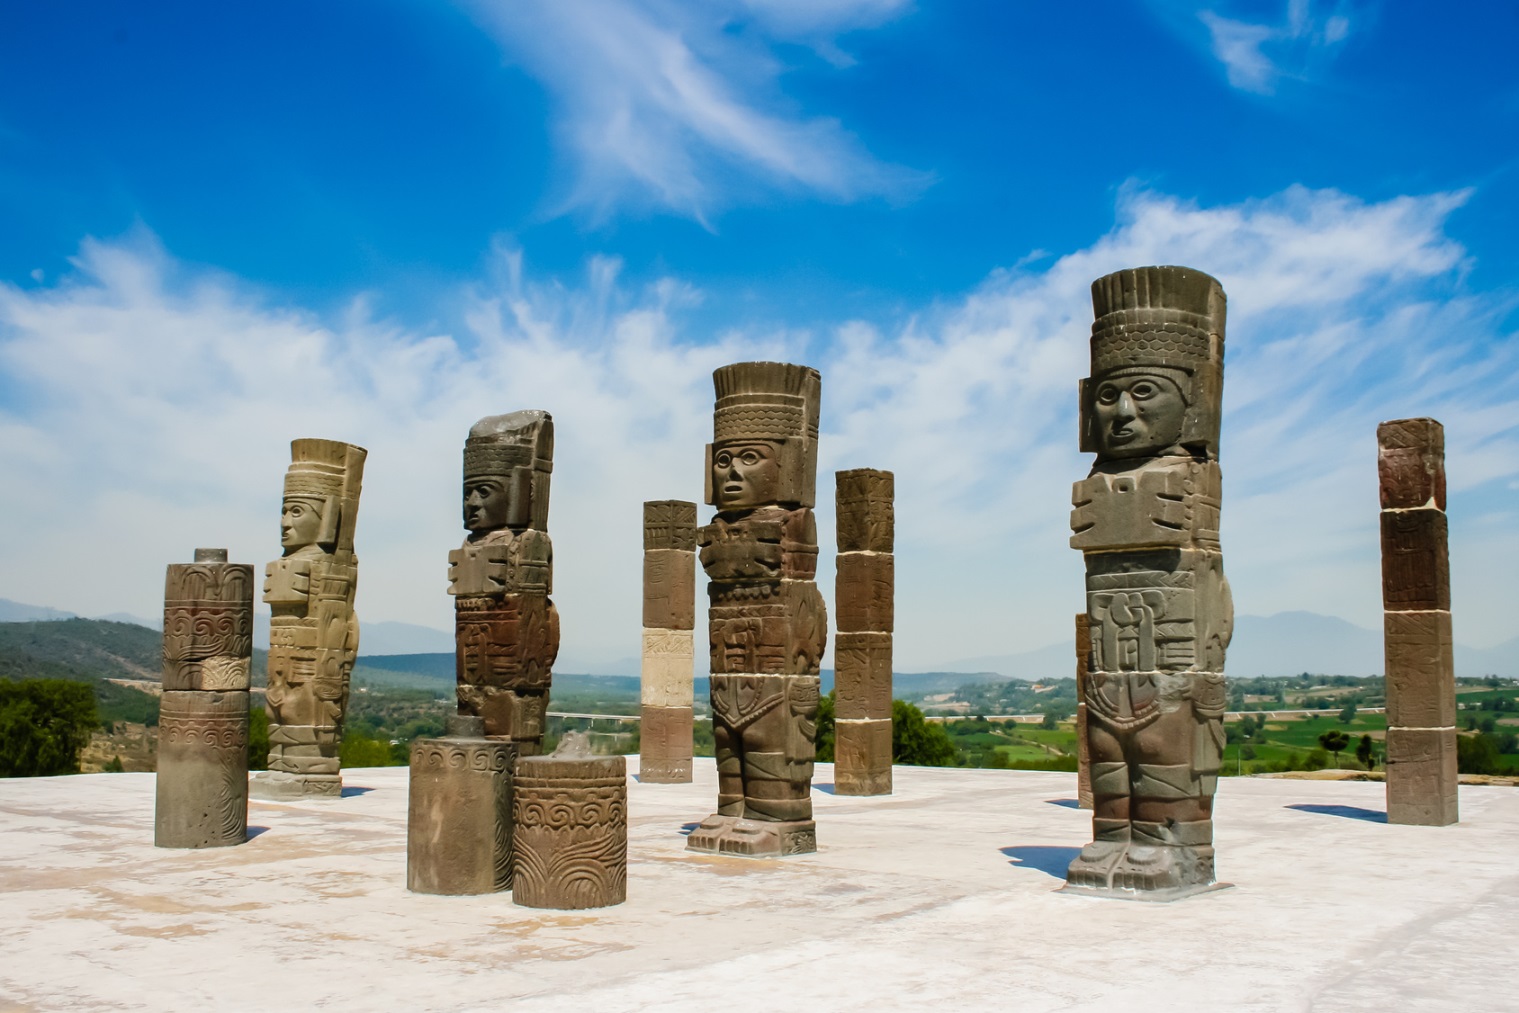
[
  {"x1": 253, "y1": 439, "x2": 366, "y2": 800},
  {"x1": 687, "y1": 362, "x2": 826, "y2": 858},
  {"x1": 1065, "y1": 266, "x2": 1231, "y2": 900},
  {"x1": 448, "y1": 411, "x2": 559, "y2": 755}
]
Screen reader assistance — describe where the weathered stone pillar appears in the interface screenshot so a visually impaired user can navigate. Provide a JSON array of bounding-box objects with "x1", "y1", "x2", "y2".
[
  {"x1": 1379, "y1": 417, "x2": 1458, "y2": 826},
  {"x1": 1064, "y1": 266, "x2": 1231, "y2": 900},
  {"x1": 406, "y1": 715, "x2": 516, "y2": 895},
  {"x1": 448, "y1": 411, "x2": 559, "y2": 755},
  {"x1": 252, "y1": 439, "x2": 366, "y2": 800},
  {"x1": 1075, "y1": 612, "x2": 1093, "y2": 809},
  {"x1": 156, "y1": 548, "x2": 253, "y2": 849},
  {"x1": 833, "y1": 468, "x2": 893, "y2": 796},
  {"x1": 687, "y1": 361, "x2": 827, "y2": 858},
  {"x1": 640, "y1": 500, "x2": 697, "y2": 783},
  {"x1": 513, "y1": 734, "x2": 628, "y2": 909}
]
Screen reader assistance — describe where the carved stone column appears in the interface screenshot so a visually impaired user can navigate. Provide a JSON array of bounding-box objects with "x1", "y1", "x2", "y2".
[
  {"x1": 641, "y1": 500, "x2": 696, "y2": 783},
  {"x1": 155, "y1": 548, "x2": 253, "y2": 849},
  {"x1": 1379, "y1": 418, "x2": 1458, "y2": 826},
  {"x1": 448, "y1": 411, "x2": 559, "y2": 755},
  {"x1": 253, "y1": 439, "x2": 366, "y2": 800},
  {"x1": 1075, "y1": 612, "x2": 1093, "y2": 809},
  {"x1": 406, "y1": 715, "x2": 516, "y2": 895},
  {"x1": 1064, "y1": 266, "x2": 1232, "y2": 900},
  {"x1": 833, "y1": 468, "x2": 893, "y2": 796},
  {"x1": 687, "y1": 361, "x2": 827, "y2": 858},
  {"x1": 512, "y1": 734, "x2": 628, "y2": 910}
]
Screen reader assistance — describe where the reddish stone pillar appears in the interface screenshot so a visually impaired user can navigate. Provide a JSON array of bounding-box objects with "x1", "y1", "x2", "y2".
[
  {"x1": 834, "y1": 469, "x2": 894, "y2": 795},
  {"x1": 641, "y1": 500, "x2": 697, "y2": 783},
  {"x1": 1379, "y1": 417, "x2": 1457, "y2": 826}
]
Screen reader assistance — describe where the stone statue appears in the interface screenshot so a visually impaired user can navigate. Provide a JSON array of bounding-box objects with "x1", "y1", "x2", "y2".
[
  {"x1": 253, "y1": 439, "x2": 366, "y2": 800},
  {"x1": 686, "y1": 362, "x2": 826, "y2": 858},
  {"x1": 1379, "y1": 417, "x2": 1458, "y2": 825},
  {"x1": 513, "y1": 732, "x2": 628, "y2": 909},
  {"x1": 1074, "y1": 612, "x2": 1094, "y2": 809},
  {"x1": 641, "y1": 500, "x2": 697, "y2": 783},
  {"x1": 1065, "y1": 266, "x2": 1231, "y2": 900},
  {"x1": 833, "y1": 468, "x2": 894, "y2": 796},
  {"x1": 447, "y1": 411, "x2": 559, "y2": 754},
  {"x1": 156, "y1": 548, "x2": 253, "y2": 848}
]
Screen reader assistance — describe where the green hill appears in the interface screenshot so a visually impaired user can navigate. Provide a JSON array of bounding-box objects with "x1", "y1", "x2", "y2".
[{"x1": 0, "y1": 618, "x2": 267, "y2": 685}]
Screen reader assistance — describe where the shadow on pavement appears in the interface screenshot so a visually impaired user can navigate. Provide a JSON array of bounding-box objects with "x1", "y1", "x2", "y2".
[
  {"x1": 813, "y1": 783, "x2": 837, "y2": 795},
  {"x1": 1000, "y1": 844, "x2": 1081, "y2": 879},
  {"x1": 340, "y1": 786, "x2": 374, "y2": 798},
  {"x1": 1286, "y1": 803, "x2": 1387, "y2": 823},
  {"x1": 1045, "y1": 798, "x2": 1083, "y2": 809}
]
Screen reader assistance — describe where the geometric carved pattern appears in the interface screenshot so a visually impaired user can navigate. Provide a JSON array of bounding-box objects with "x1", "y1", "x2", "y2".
[
  {"x1": 512, "y1": 748, "x2": 627, "y2": 910},
  {"x1": 406, "y1": 736, "x2": 516, "y2": 895}
]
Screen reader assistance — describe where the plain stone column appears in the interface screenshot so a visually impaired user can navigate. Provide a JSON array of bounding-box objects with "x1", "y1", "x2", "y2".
[
  {"x1": 512, "y1": 736, "x2": 627, "y2": 910},
  {"x1": 406, "y1": 716, "x2": 516, "y2": 895},
  {"x1": 1075, "y1": 613, "x2": 1093, "y2": 809},
  {"x1": 1379, "y1": 418, "x2": 1458, "y2": 826},
  {"x1": 155, "y1": 548, "x2": 253, "y2": 849},
  {"x1": 833, "y1": 469, "x2": 894, "y2": 796},
  {"x1": 640, "y1": 500, "x2": 696, "y2": 783}
]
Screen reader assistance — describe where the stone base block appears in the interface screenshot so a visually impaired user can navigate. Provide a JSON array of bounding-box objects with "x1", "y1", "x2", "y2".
[
  {"x1": 1062, "y1": 841, "x2": 1225, "y2": 902},
  {"x1": 249, "y1": 770, "x2": 341, "y2": 800},
  {"x1": 406, "y1": 736, "x2": 515, "y2": 895},
  {"x1": 640, "y1": 704, "x2": 693, "y2": 784},
  {"x1": 685, "y1": 814, "x2": 816, "y2": 858},
  {"x1": 834, "y1": 718, "x2": 892, "y2": 796},
  {"x1": 155, "y1": 690, "x2": 249, "y2": 849},
  {"x1": 512, "y1": 752, "x2": 627, "y2": 910},
  {"x1": 1384, "y1": 610, "x2": 1455, "y2": 728},
  {"x1": 1386, "y1": 726, "x2": 1459, "y2": 826}
]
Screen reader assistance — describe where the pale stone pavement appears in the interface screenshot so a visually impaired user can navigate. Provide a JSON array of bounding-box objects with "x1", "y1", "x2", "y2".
[{"x1": 1, "y1": 761, "x2": 1516, "y2": 1012}]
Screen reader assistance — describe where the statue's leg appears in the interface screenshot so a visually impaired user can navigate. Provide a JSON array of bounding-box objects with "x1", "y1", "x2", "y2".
[
  {"x1": 1066, "y1": 717, "x2": 1131, "y2": 888},
  {"x1": 1114, "y1": 705, "x2": 1218, "y2": 893},
  {"x1": 715, "y1": 715, "x2": 744, "y2": 817}
]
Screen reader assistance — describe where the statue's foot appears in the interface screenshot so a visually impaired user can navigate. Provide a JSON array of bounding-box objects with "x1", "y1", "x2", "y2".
[
  {"x1": 1110, "y1": 844, "x2": 1216, "y2": 895},
  {"x1": 1064, "y1": 839, "x2": 1127, "y2": 890},
  {"x1": 684, "y1": 814, "x2": 737, "y2": 854},
  {"x1": 719, "y1": 819, "x2": 816, "y2": 858}
]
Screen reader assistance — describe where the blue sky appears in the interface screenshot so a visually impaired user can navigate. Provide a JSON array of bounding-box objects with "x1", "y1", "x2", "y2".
[{"x1": 1, "y1": 1, "x2": 1516, "y2": 671}]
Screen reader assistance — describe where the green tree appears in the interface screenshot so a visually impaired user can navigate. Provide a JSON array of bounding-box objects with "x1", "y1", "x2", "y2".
[
  {"x1": 248, "y1": 704, "x2": 270, "y2": 771},
  {"x1": 103, "y1": 755, "x2": 125, "y2": 773},
  {"x1": 1318, "y1": 730, "x2": 1350, "y2": 767},
  {"x1": 0, "y1": 678, "x2": 99, "y2": 777},
  {"x1": 1355, "y1": 733, "x2": 1375, "y2": 770},
  {"x1": 1457, "y1": 733, "x2": 1501, "y2": 775},
  {"x1": 892, "y1": 700, "x2": 959, "y2": 767},
  {"x1": 1337, "y1": 702, "x2": 1357, "y2": 725},
  {"x1": 814, "y1": 691, "x2": 836, "y2": 763}
]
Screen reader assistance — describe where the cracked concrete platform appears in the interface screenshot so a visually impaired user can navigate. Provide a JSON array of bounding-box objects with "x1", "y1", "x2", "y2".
[{"x1": 2, "y1": 761, "x2": 1517, "y2": 1012}]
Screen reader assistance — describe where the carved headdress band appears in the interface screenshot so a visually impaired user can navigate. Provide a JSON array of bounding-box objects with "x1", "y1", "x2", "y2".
[
  {"x1": 707, "y1": 361, "x2": 821, "y2": 509},
  {"x1": 1089, "y1": 266, "x2": 1225, "y2": 377}
]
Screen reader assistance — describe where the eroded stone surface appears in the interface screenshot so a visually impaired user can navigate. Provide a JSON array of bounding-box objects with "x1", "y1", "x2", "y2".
[
  {"x1": 834, "y1": 469, "x2": 893, "y2": 797},
  {"x1": 640, "y1": 501, "x2": 696, "y2": 784},
  {"x1": 1380, "y1": 417, "x2": 1458, "y2": 827},
  {"x1": 512, "y1": 734, "x2": 628, "y2": 910},
  {"x1": 406, "y1": 733, "x2": 515, "y2": 895}
]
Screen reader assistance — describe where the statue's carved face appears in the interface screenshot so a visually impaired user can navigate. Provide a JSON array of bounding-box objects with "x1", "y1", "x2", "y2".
[
  {"x1": 713, "y1": 441, "x2": 780, "y2": 510},
  {"x1": 464, "y1": 477, "x2": 513, "y2": 532},
  {"x1": 1093, "y1": 372, "x2": 1187, "y2": 458},
  {"x1": 281, "y1": 497, "x2": 326, "y2": 551}
]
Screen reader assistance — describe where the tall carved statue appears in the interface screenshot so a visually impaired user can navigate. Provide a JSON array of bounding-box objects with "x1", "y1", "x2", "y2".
[
  {"x1": 1065, "y1": 266, "x2": 1231, "y2": 900},
  {"x1": 1379, "y1": 417, "x2": 1458, "y2": 826},
  {"x1": 157, "y1": 548, "x2": 253, "y2": 848},
  {"x1": 833, "y1": 468, "x2": 894, "y2": 796},
  {"x1": 447, "y1": 410, "x2": 559, "y2": 755},
  {"x1": 687, "y1": 362, "x2": 826, "y2": 858},
  {"x1": 252, "y1": 439, "x2": 366, "y2": 800}
]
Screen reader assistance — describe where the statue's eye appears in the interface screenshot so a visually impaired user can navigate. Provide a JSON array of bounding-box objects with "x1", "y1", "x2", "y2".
[
  {"x1": 1096, "y1": 386, "x2": 1119, "y2": 404},
  {"x1": 740, "y1": 449, "x2": 761, "y2": 465},
  {"x1": 1131, "y1": 382, "x2": 1157, "y2": 399}
]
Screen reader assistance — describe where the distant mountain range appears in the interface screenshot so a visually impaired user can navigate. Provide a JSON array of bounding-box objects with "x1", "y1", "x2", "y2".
[{"x1": 4, "y1": 598, "x2": 1511, "y2": 680}]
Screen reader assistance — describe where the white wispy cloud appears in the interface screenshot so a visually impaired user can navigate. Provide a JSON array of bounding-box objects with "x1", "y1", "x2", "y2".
[
  {"x1": 1188, "y1": 0, "x2": 1355, "y2": 94},
  {"x1": 460, "y1": 0, "x2": 927, "y2": 222},
  {"x1": 1, "y1": 185, "x2": 1513, "y2": 674}
]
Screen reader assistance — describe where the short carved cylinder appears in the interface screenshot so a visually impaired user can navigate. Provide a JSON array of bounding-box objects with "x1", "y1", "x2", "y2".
[
  {"x1": 407, "y1": 736, "x2": 516, "y2": 895},
  {"x1": 512, "y1": 754, "x2": 628, "y2": 910},
  {"x1": 162, "y1": 560, "x2": 255, "y2": 692},
  {"x1": 154, "y1": 690, "x2": 250, "y2": 849}
]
